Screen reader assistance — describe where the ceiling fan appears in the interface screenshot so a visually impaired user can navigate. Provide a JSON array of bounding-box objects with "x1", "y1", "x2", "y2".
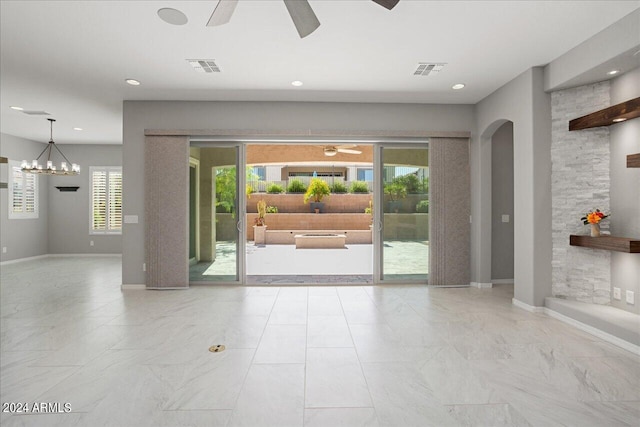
[
  {"x1": 207, "y1": 0, "x2": 400, "y2": 38},
  {"x1": 323, "y1": 145, "x2": 362, "y2": 157}
]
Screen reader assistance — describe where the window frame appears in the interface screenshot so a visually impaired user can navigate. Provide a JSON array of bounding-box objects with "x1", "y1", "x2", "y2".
[
  {"x1": 8, "y1": 160, "x2": 39, "y2": 219},
  {"x1": 90, "y1": 166, "x2": 122, "y2": 235}
]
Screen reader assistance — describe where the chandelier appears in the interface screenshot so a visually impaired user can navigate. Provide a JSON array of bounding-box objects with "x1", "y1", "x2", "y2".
[{"x1": 21, "y1": 118, "x2": 80, "y2": 175}]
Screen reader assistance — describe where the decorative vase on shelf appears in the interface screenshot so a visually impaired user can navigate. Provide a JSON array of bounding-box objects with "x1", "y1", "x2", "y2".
[{"x1": 590, "y1": 223, "x2": 601, "y2": 237}]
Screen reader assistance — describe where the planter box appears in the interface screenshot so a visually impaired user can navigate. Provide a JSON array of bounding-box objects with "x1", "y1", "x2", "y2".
[{"x1": 295, "y1": 233, "x2": 346, "y2": 249}]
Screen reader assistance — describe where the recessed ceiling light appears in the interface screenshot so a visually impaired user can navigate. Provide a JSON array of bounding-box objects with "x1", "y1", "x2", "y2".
[
  {"x1": 157, "y1": 8, "x2": 188, "y2": 25},
  {"x1": 125, "y1": 79, "x2": 141, "y2": 86},
  {"x1": 613, "y1": 118, "x2": 627, "y2": 123},
  {"x1": 452, "y1": 83, "x2": 465, "y2": 90},
  {"x1": 291, "y1": 80, "x2": 303, "y2": 87},
  {"x1": 10, "y1": 106, "x2": 24, "y2": 111},
  {"x1": 73, "y1": 127, "x2": 83, "y2": 131},
  {"x1": 607, "y1": 70, "x2": 620, "y2": 76}
]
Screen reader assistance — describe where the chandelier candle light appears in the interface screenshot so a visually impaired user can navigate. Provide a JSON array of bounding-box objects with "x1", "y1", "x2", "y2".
[
  {"x1": 21, "y1": 118, "x2": 80, "y2": 176},
  {"x1": 581, "y1": 209, "x2": 609, "y2": 237}
]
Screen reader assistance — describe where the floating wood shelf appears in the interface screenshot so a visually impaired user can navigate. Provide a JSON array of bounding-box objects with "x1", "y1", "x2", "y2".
[
  {"x1": 569, "y1": 97, "x2": 640, "y2": 131},
  {"x1": 628, "y1": 153, "x2": 640, "y2": 168},
  {"x1": 570, "y1": 235, "x2": 640, "y2": 253},
  {"x1": 55, "y1": 186, "x2": 80, "y2": 192}
]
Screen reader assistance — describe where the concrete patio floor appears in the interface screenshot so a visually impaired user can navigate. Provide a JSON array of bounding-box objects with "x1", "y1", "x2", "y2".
[{"x1": 190, "y1": 241, "x2": 429, "y2": 284}]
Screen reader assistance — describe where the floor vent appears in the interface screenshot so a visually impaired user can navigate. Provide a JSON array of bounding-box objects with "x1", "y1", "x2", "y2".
[
  {"x1": 187, "y1": 59, "x2": 221, "y2": 73},
  {"x1": 413, "y1": 63, "x2": 446, "y2": 76}
]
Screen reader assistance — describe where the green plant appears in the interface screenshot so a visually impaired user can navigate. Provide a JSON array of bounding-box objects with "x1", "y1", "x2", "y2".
[
  {"x1": 266, "y1": 182, "x2": 285, "y2": 194},
  {"x1": 384, "y1": 182, "x2": 407, "y2": 201},
  {"x1": 304, "y1": 178, "x2": 331, "y2": 203},
  {"x1": 421, "y1": 177, "x2": 429, "y2": 194},
  {"x1": 415, "y1": 200, "x2": 429, "y2": 213},
  {"x1": 266, "y1": 205, "x2": 278, "y2": 214},
  {"x1": 364, "y1": 200, "x2": 373, "y2": 215},
  {"x1": 397, "y1": 174, "x2": 421, "y2": 193},
  {"x1": 255, "y1": 200, "x2": 267, "y2": 226},
  {"x1": 330, "y1": 181, "x2": 348, "y2": 193},
  {"x1": 349, "y1": 181, "x2": 369, "y2": 193},
  {"x1": 287, "y1": 179, "x2": 307, "y2": 193},
  {"x1": 215, "y1": 167, "x2": 236, "y2": 215}
]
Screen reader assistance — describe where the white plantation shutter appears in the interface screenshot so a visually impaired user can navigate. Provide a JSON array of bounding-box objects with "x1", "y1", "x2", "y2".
[
  {"x1": 91, "y1": 167, "x2": 122, "y2": 234},
  {"x1": 108, "y1": 171, "x2": 122, "y2": 231},
  {"x1": 11, "y1": 166, "x2": 23, "y2": 213},
  {"x1": 24, "y1": 173, "x2": 36, "y2": 213},
  {"x1": 8, "y1": 161, "x2": 38, "y2": 219},
  {"x1": 92, "y1": 170, "x2": 107, "y2": 231}
]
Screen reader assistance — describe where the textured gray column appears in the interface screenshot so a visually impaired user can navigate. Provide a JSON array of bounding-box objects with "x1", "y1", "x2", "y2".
[
  {"x1": 145, "y1": 136, "x2": 189, "y2": 288},
  {"x1": 429, "y1": 138, "x2": 470, "y2": 285}
]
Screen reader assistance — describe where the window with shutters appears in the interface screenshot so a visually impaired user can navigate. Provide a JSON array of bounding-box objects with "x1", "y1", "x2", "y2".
[
  {"x1": 90, "y1": 166, "x2": 122, "y2": 234},
  {"x1": 8, "y1": 161, "x2": 38, "y2": 219}
]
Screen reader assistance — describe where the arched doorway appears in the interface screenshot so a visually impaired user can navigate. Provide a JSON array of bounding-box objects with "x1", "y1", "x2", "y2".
[{"x1": 490, "y1": 121, "x2": 514, "y2": 285}]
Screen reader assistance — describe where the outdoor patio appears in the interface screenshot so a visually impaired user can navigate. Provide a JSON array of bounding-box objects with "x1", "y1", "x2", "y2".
[{"x1": 189, "y1": 241, "x2": 429, "y2": 284}]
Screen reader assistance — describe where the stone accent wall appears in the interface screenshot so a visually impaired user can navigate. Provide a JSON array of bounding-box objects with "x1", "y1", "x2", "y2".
[{"x1": 551, "y1": 82, "x2": 611, "y2": 304}]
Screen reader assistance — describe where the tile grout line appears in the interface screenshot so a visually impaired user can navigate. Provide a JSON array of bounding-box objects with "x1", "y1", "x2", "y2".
[
  {"x1": 337, "y1": 287, "x2": 380, "y2": 423},
  {"x1": 223, "y1": 286, "x2": 280, "y2": 427},
  {"x1": 302, "y1": 286, "x2": 310, "y2": 424}
]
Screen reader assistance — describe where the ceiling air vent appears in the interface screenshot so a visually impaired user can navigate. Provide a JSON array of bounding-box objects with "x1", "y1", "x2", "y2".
[
  {"x1": 187, "y1": 59, "x2": 220, "y2": 73},
  {"x1": 22, "y1": 110, "x2": 51, "y2": 115},
  {"x1": 413, "y1": 63, "x2": 446, "y2": 76}
]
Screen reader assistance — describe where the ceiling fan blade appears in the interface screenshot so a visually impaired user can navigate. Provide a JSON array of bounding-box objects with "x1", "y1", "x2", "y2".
[
  {"x1": 337, "y1": 148, "x2": 362, "y2": 155},
  {"x1": 207, "y1": 0, "x2": 239, "y2": 26},
  {"x1": 371, "y1": 0, "x2": 400, "y2": 10},
  {"x1": 283, "y1": 0, "x2": 321, "y2": 38},
  {"x1": 335, "y1": 144, "x2": 357, "y2": 149}
]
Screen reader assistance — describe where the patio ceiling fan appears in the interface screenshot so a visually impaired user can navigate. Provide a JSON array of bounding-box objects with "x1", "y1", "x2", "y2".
[
  {"x1": 207, "y1": 0, "x2": 400, "y2": 38},
  {"x1": 323, "y1": 145, "x2": 362, "y2": 157}
]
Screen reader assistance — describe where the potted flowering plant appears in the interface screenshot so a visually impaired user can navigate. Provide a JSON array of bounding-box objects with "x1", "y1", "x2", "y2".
[
  {"x1": 253, "y1": 200, "x2": 267, "y2": 245},
  {"x1": 581, "y1": 209, "x2": 608, "y2": 237},
  {"x1": 304, "y1": 178, "x2": 330, "y2": 213}
]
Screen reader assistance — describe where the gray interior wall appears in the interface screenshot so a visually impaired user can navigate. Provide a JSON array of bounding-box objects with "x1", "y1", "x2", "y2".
[
  {"x1": 47, "y1": 144, "x2": 122, "y2": 254},
  {"x1": 544, "y1": 9, "x2": 640, "y2": 91},
  {"x1": 609, "y1": 66, "x2": 640, "y2": 314},
  {"x1": 122, "y1": 101, "x2": 475, "y2": 285},
  {"x1": 0, "y1": 133, "x2": 49, "y2": 262},
  {"x1": 474, "y1": 67, "x2": 552, "y2": 306},
  {"x1": 491, "y1": 121, "x2": 514, "y2": 280}
]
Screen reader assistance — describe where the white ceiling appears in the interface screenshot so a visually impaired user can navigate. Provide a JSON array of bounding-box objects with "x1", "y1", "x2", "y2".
[{"x1": 1, "y1": 1, "x2": 638, "y2": 145}]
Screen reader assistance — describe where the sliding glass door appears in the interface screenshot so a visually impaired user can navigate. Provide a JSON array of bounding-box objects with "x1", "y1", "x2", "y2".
[
  {"x1": 376, "y1": 145, "x2": 429, "y2": 283},
  {"x1": 188, "y1": 144, "x2": 245, "y2": 284}
]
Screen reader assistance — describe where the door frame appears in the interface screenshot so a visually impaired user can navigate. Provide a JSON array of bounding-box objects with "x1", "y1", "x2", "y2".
[
  {"x1": 189, "y1": 137, "x2": 432, "y2": 285},
  {"x1": 189, "y1": 141, "x2": 246, "y2": 285},
  {"x1": 375, "y1": 142, "x2": 430, "y2": 285},
  {"x1": 189, "y1": 157, "x2": 201, "y2": 264}
]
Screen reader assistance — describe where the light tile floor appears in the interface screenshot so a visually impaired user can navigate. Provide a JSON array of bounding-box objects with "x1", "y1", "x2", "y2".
[{"x1": 2, "y1": 256, "x2": 639, "y2": 427}]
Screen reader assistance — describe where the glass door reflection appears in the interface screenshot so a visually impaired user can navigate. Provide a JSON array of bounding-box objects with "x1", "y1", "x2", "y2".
[
  {"x1": 380, "y1": 146, "x2": 429, "y2": 282},
  {"x1": 189, "y1": 146, "x2": 242, "y2": 283}
]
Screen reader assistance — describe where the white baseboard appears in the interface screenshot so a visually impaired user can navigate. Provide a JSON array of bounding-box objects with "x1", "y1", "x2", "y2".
[
  {"x1": 2, "y1": 254, "x2": 122, "y2": 266},
  {"x1": 145, "y1": 287, "x2": 189, "y2": 290},
  {"x1": 512, "y1": 298, "x2": 545, "y2": 313},
  {"x1": 491, "y1": 278, "x2": 514, "y2": 285},
  {"x1": 0, "y1": 254, "x2": 49, "y2": 265},
  {"x1": 49, "y1": 253, "x2": 122, "y2": 258},
  {"x1": 471, "y1": 282, "x2": 493, "y2": 289},
  {"x1": 121, "y1": 284, "x2": 146, "y2": 290},
  {"x1": 544, "y1": 308, "x2": 640, "y2": 356}
]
